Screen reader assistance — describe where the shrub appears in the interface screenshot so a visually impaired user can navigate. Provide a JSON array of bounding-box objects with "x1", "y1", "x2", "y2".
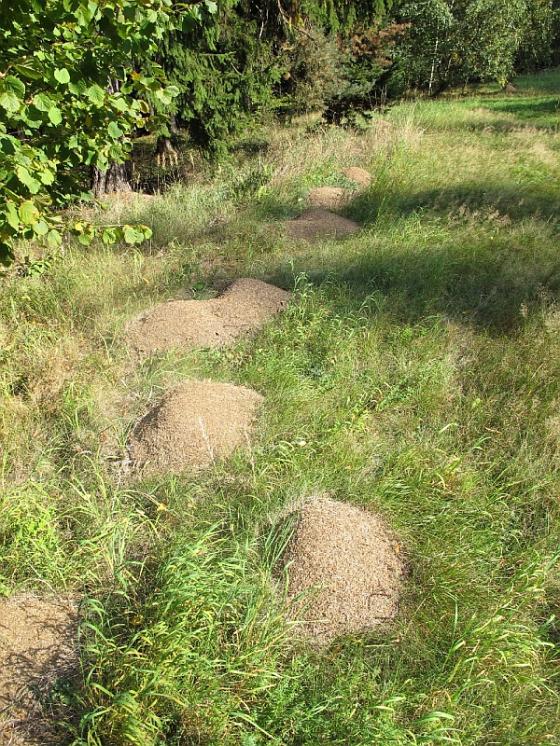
[
  {"x1": 277, "y1": 29, "x2": 344, "y2": 116},
  {"x1": 392, "y1": 0, "x2": 530, "y2": 93}
]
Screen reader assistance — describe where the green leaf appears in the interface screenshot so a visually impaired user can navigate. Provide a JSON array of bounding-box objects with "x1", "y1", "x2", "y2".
[
  {"x1": 54, "y1": 67, "x2": 71, "y2": 84},
  {"x1": 0, "y1": 136, "x2": 17, "y2": 155},
  {"x1": 4, "y1": 75, "x2": 25, "y2": 98},
  {"x1": 18, "y1": 200, "x2": 40, "y2": 226},
  {"x1": 101, "y1": 226, "x2": 117, "y2": 244},
  {"x1": 154, "y1": 87, "x2": 172, "y2": 105},
  {"x1": 68, "y1": 80, "x2": 87, "y2": 95},
  {"x1": 74, "y1": 0, "x2": 99, "y2": 26},
  {"x1": 0, "y1": 241, "x2": 14, "y2": 266},
  {"x1": 16, "y1": 166, "x2": 41, "y2": 194},
  {"x1": 39, "y1": 168, "x2": 55, "y2": 185},
  {"x1": 32, "y1": 92, "x2": 55, "y2": 112},
  {"x1": 5, "y1": 201, "x2": 20, "y2": 230},
  {"x1": 0, "y1": 91, "x2": 21, "y2": 113},
  {"x1": 48, "y1": 106, "x2": 63, "y2": 125},
  {"x1": 112, "y1": 96, "x2": 128, "y2": 113},
  {"x1": 14, "y1": 63, "x2": 43, "y2": 81},
  {"x1": 122, "y1": 224, "x2": 145, "y2": 244},
  {"x1": 107, "y1": 121, "x2": 123, "y2": 139},
  {"x1": 33, "y1": 219, "x2": 50, "y2": 236},
  {"x1": 46, "y1": 229, "x2": 62, "y2": 248},
  {"x1": 77, "y1": 231, "x2": 94, "y2": 246},
  {"x1": 86, "y1": 84, "x2": 105, "y2": 106}
]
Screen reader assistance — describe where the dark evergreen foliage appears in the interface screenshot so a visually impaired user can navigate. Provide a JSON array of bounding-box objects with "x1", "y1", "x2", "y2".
[{"x1": 151, "y1": 0, "x2": 559, "y2": 155}]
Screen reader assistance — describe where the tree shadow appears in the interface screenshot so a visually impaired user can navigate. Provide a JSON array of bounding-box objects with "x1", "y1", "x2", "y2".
[
  {"x1": 246, "y1": 181, "x2": 560, "y2": 334},
  {"x1": 424, "y1": 95, "x2": 560, "y2": 133},
  {"x1": 299, "y1": 244, "x2": 560, "y2": 334},
  {"x1": 347, "y1": 182, "x2": 560, "y2": 227},
  {"x1": 477, "y1": 96, "x2": 560, "y2": 130},
  {"x1": 487, "y1": 97, "x2": 560, "y2": 119}
]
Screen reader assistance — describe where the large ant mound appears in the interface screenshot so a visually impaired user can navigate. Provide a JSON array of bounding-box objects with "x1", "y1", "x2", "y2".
[
  {"x1": 128, "y1": 380, "x2": 263, "y2": 476},
  {"x1": 307, "y1": 187, "x2": 350, "y2": 210},
  {"x1": 126, "y1": 278, "x2": 290, "y2": 357},
  {"x1": 284, "y1": 209, "x2": 360, "y2": 242},
  {"x1": 126, "y1": 300, "x2": 236, "y2": 357},
  {"x1": 0, "y1": 594, "x2": 79, "y2": 745},
  {"x1": 342, "y1": 167, "x2": 372, "y2": 187},
  {"x1": 216, "y1": 278, "x2": 291, "y2": 333},
  {"x1": 279, "y1": 496, "x2": 403, "y2": 645}
]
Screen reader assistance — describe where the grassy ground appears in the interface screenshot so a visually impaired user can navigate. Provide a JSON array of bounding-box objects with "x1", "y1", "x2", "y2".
[{"x1": 1, "y1": 69, "x2": 560, "y2": 745}]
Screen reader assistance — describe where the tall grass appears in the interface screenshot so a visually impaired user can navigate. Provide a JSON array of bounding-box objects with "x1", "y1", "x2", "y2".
[{"x1": 1, "y1": 70, "x2": 559, "y2": 744}]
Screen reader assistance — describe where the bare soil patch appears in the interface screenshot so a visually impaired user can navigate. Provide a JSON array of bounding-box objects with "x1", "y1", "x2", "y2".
[
  {"x1": 279, "y1": 496, "x2": 403, "y2": 645},
  {"x1": 128, "y1": 380, "x2": 263, "y2": 476},
  {"x1": 341, "y1": 167, "x2": 372, "y2": 187},
  {"x1": 126, "y1": 278, "x2": 290, "y2": 357},
  {"x1": 307, "y1": 187, "x2": 350, "y2": 209},
  {"x1": 284, "y1": 209, "x2": 360, "y2": 242},
  {"x1": 0, "y1": 594, "x2": 79, "y2": 746}
]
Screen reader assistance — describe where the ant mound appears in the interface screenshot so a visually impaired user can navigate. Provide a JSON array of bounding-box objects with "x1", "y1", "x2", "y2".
[
  {"x1": 126, "y1": 299, "x2": 235, "y2": 357},
  {"x1": 307, "y1": 187, "x2": 350, "y2": 210},
  {"x1": 128, "y1": 380, "x2": 263, "y2": 476},
  {"x1": 0, "y1": 594, "x2": 79, "y2": 745},
  {"x1": 280, "y1": 496, "x2": 403, "y2": 645},
  {"x1": 284, "y1": 209, "x2": 360, "y2": 242},
  {"x1": 126, "y1": 278, "x2": 290, "y2": 357},
  {"x1": 215, "y1": 278, "x2": 291, "y2": 333},
  {"x1": 342, "y1": 166, "x2": 372, "y2": 187}
]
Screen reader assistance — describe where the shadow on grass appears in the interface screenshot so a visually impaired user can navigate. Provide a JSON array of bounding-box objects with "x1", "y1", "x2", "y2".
[
  {"x1": 515, "y1": 67, "x2": 560, "y2": 95},
  {"x1": 339, "y1": 180, "x2": 560, "y2": 331},
  {"x1": 473, "y1": 96, "x2": 560, "y2": 131},
  {"x1": 299, "y1": 245, "x2": 560, "y2": 333},
  {"x1": 346, "y1": 181, "x2": 560, "y2": 226},
  {"x1": 244, "y1": 179, "x2": 560, "y2": 333},
  {"x1": 486, "y1": 97, "x2": 560, "y2": 120},
  {"x1": 424, "y1": 94, "x2": 560, "y2": 133}
]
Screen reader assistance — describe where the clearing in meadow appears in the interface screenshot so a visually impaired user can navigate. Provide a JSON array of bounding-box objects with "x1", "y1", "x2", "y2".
[{"x1": 0, "y1": 69, "x2": 559, "y2": 744}]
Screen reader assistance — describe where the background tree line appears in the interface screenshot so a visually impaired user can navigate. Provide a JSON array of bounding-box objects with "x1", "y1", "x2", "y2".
[
  {"x1": 1, "y1": 0, "x2": 558, "y2": 264},
  {"x1": 157, "y1": 0, "x2": 560, "y2": 144}
]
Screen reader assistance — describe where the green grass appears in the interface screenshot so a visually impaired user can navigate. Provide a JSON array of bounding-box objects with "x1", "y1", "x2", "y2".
[{"x1": 1, "y1": 69, "x2": 560, "y2": 745}]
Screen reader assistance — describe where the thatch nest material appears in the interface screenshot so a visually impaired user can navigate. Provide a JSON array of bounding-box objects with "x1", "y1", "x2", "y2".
[
  {"x1": 342, "y1": 167, "x2": 372, "y2": 187},
  {"x1": 128, "y1": 380, "x2": 263, "y2": 475},
  {"x1": 279, "y1": 496, "x2": 403, "y2": 645},
  {"x1": 216, "y1": 278, "x2": 290, "y2": 332},
  {"x1": 0, "y1": 594, "x2": 79, "y2": 745},
  {"x1": 126, "y1": 278, "x2": 290, "y2": 357},
  {"x1": 308, "y1": 187, "x2": 350, "y2": 210},
  {"x1": 284, "y1": 209, "x2": 360, "y2": 242}
]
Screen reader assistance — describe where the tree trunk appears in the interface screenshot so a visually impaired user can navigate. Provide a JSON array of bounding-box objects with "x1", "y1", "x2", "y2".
[
  {"x1": 91, "y1": 77, "x2": 133, "y2": 197},
  {"x1": 91, "y1": 161, "x2": 131, "y2": 197},
  {"x1": 428, "y1": 36, "x2": 439, "y2": 96},
  {"x1": 155, "y1": 137, "x2": 179, "y2": 169},
  {"x1": 155, "y1": 117, "x2": 180, "y2": 169}
]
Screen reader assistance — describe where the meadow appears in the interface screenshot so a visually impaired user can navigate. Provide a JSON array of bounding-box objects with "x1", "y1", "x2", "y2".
[{"x1": 1, "y1": 69, "x2": 559, "y2": 744}]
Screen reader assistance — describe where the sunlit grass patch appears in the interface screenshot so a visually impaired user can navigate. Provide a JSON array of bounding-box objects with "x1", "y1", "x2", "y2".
[{"x1": 1, "y1": 68, "x2": 559, "y2": 745}]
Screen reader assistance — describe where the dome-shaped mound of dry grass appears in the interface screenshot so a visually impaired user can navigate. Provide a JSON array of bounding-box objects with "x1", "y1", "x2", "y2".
[
  {"x1": 279, "y1": 496, "x2": 404, "y2": 645},
  {"x1": 284, "y1": 208, "x2": 360, "y2": 242},
  {"x1": 341, "y1": 166, "x2": 372, "y2": 187},
  {"x1": 128, "y1": 380, "x2": 263, "y2": 476},
  {"x1": 307, "y1": 186, "x2": 350, "y2": 209},
  {"x1": 126, "y1": 278, "x2": 290, "y2": 357},
  {"x1": 0, "y1": 594, "x2": 79, "y2": 745}
]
